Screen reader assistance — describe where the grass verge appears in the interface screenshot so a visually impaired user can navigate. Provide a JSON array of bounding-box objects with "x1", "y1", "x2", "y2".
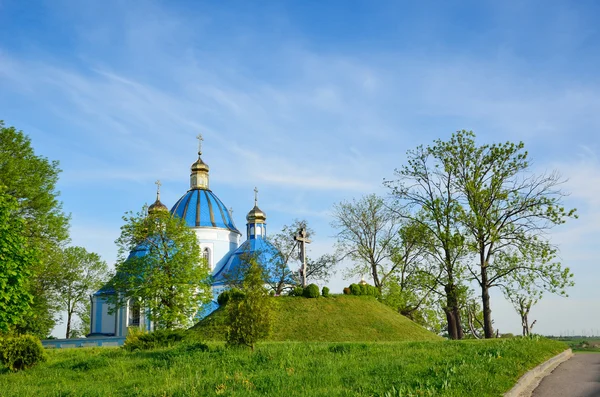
[{"x1": 0, "y1": 337, "x2": 566, "y2": 396}]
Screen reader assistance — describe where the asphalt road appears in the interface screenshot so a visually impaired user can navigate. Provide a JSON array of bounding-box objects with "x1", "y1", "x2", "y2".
[{"x1": 532, "y1": 353, "x2": 600, "y2": 397}]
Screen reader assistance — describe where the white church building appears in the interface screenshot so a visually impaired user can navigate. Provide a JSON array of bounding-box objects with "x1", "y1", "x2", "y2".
[{"x1": 89, "y1": 140, "x2": 283, "y2": 337}]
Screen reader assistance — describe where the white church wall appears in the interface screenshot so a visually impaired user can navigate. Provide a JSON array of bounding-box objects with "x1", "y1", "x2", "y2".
[{"x1": 195, "y1": 227, "x2": 240, "y2": 275}]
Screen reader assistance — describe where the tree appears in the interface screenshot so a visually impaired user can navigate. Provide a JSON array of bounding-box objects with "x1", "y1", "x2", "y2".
[
  {"x1": 434, "y1": 130, "x2": 576, "y2": 338},
  {"x1": 108, "y1": 206, "x2": 211, "y2": 330},
  {"x1": 385, "y1": 145, "x2": 470, "y2": 340},
  {"x1": 0, "y1": 190, "x2": 36, "y2": 333},
  {"x1": 0, "y1": 121, "x2": 70, "y2": 337},
  {"x1": 225, "y1": 256, "x2": 273, "y2": 350},
  {"x1": 53, "y1": 246, "x2": 108, "y2": 338},
  {"x1": 268, "y1": 220, "x2": 336, "y2": 289},
  {"x1": 331, "y1": 194, "x2": 400, "y2": 291}
]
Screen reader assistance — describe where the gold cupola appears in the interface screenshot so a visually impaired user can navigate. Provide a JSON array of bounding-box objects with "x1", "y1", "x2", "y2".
[
  {"x1": 190, "y1": 134, "x2": 209, "y2": 190},
  {"x1": 148, "y1": 180, "x2": 168, "y2": 214},
  {"x1": 246, "y1": 187, "x2": 266, "y2": 224}
]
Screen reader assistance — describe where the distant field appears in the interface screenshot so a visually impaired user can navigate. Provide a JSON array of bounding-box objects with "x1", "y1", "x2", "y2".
[
  {"x1": 192, "y1": 295, "x2": 441, "y2": 342},
  {"x1": 0, "y1": 338, "x2": 567, "y2": 396},
  {"x1": 553, "y1": 337, "x2": 600, "y2": 352}
]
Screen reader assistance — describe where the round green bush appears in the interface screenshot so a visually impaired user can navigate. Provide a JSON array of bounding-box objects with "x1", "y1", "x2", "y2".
[
  {"x1": 217, "y1": 288, "x2": 245, "y2": 306},
  {"x1": 322, "y1": 286, "x2": 330, "y2": 297},
  {"x1": 0, "y1": 335, "x2": 47, "y2": 371},
  {"x1": 349, "y1": 283, "x2": 361, "y2": 295},
  {"x1": 303, "y1": 283, "x2": 320, "y2": 298},
  {"x1": 360, "y1": 283, "x2": 369, "y2": 296},
  {"x1": 292, "y1": 286, "x2": 304, "y2": 297}
]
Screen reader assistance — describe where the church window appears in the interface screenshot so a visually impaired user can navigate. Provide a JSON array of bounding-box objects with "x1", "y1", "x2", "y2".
[
  {"x1": 203, "y1": 247, "x2": 210, "y2": 268},
  {"x1": 129, "y1": 300, "x2": 141, "y2": 327},
  {"x1": 250, "y1": 226, "x2": 255, "y2": 236},
  {"x1": 256, "y1": 225, "x2": 262, "y2": 236}
]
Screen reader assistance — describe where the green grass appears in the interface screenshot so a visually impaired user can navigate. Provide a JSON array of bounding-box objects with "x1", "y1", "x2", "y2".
[
  {"x1": 193, "y1": 295, "x2": 441, "y2": 342},
  {"x1": 0, "y1": 338, "x2": 567, "y2": 396},
  {"x1": 554, "y1": 337, "x2": 600, "y2": 352}
]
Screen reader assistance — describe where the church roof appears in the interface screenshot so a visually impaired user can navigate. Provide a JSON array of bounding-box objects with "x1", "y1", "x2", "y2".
[
  {"x1": 170, "y1": 189, "x2": 240, "y2": 234},
  {"x1": 212, "y1": 237, "x2": 289, "y2": 285}
]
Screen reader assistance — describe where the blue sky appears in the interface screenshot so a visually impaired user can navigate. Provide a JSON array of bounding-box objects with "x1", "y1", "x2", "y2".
[{"x1": 2, "y1": 0, "x2": 600, "y2": 337}]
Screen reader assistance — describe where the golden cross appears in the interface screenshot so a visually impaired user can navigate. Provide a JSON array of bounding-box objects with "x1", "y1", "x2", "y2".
[
  {"x1": 254, "y1": 187, "x2": 258, "y2": 206},
  {"x1": 155, "y1": 180, "x2": 161, "y2": 199},
  {"x1": 196, "y1": 133, "x2": 203, "y2": 155}
]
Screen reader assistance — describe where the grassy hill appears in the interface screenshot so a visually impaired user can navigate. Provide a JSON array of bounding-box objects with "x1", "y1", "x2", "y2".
[{"x1": 192, "y1": 294, "x2": 441, "y2": 342}]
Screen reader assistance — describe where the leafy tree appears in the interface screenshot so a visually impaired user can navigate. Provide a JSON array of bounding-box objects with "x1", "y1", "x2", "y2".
[
  {"x1": 0, "y1": 190, "x2": 36, "y2": 332},
  {"x1": 108, "y1": 206, "x2": 211, "y2": 330},
  {"x1": 331, "y1": 194, "x2": 400, "y2": 291},
  {"x1": 53, "y1": 246, "x2": 108, "y2": 338},
  {"x1": 225, "y1": 256, "x2": 273, "y2": 350},
  {"x1": 434, "y1": 130, "x2": 576, "y2": 338},
  {"x1": 385, "y1": 145, "x2": 469, "y2": 340},
  {"x1": 0, "y1": 121, "x2": 70, "y2": 337}
]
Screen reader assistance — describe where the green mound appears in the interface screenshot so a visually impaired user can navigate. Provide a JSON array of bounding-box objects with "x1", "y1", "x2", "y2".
[{"x1": 192, "y1": 295, "x2": 441, "y2": 342}]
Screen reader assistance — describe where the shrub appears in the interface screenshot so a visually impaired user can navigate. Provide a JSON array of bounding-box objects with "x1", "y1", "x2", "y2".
[
  {"x1": 217, "y1": 288, "x2": 245, "y2": 306},
  {"x1": 291, "y1": 286, "x2": 304, "y2": 297},
  {"x1": 303, "y1": 284, "x2": 320, "y2": 298},
  {"x1": 0, "y1": 335, "x2": 47, "y2": 371},
  {"x1": 322, "y1": 286, "x2": 330, "y2": 297},
  {"x1": 349, "y1": 283, "x2": 361, "y2": 295},
  {"x1": 123, "y1": 328, "x2": 188, "y2": 351},
  {"x1": 343, "y1": 287, "x2": 351, "y2": 295}
]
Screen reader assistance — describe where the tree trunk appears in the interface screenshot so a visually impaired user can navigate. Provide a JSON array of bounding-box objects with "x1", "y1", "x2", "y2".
[
  {"x1": 66, "y1": 310, "x2": 72, "y2": 339},
  {"x1": 481, "y1": 266, "x2": 494, "y2": 338},
  {"x1": 444, "y1": 283, "x2": 463, "y2": 340}
]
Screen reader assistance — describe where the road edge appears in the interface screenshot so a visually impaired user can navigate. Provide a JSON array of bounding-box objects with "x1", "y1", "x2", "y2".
[{"x1": 504, "y1": 348, "x2": 573, "y2": 397}]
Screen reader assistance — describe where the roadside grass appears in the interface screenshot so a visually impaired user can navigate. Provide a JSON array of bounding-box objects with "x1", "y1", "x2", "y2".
[
  {"x1": 193, "y1": 295, "x2": 441, "y2": 342},
  {"x1": 0, "y1": 337, "x2": 567, "y2": 396}
]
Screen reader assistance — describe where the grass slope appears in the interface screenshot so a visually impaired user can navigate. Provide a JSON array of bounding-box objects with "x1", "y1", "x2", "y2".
[
  {"x1": 192, "y1": 295, "x2": 440, "y2": 342},
  {"x1": 0, "y1": 338, "x2": 568, "y2": 396}
]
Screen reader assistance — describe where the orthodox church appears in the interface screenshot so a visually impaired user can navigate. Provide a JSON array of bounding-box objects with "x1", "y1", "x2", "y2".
[{"x1": 89, "y1": 139, "x2": 284, "y2": 337}]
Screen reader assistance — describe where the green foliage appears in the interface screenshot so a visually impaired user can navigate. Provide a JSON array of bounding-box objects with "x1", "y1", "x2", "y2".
[
  {"x1": 0, "y1": 338, "x2": 568, "y2": 396},
  {"x1": 290, "y1": 286, "x2": 304, "y2": 297},
  {"x1": 347, "y1": 283, "x2": 379, "y2": 297},
  {"x1": 108, "y1": 207, "x2": 211, "y2": 329},
  {"x1": 225, "y1": 257, "x2": 273, "y2": 350},
  {"x1": 0, "y1": 121, "x2": 70, "y2": 338},
  {"x1": 217, "y1": 289, "x2": 245, "y2": 306},
  {"x1": 52, "y1": 246, "x2": 108, "y2": 338},
  {"x1": 0, "y1": 191, "x2": 36, "y2": 332},
  {"x1": 303, "y1": 283, "x2": 320, "y2": 298},
  {"x1": 123, "y1": 328, "x2": 195, "y2": 351},
  {"x1": 322, "y1": 286, "x2": 330, "y2": 297},
  {"x1": 0, "y1": 334, "x2": 46, "y2": 371}
]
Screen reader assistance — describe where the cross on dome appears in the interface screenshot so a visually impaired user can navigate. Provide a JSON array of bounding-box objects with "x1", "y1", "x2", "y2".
[
  {"x1": 254, "y1": 187, "x2": 258, "y2": 206},
  {"x1": 155, "y1": 180, "x2": 162, "y2": 199},
  {"x1": 196, "y1": 133, "x2": 203, "y2": 156}
]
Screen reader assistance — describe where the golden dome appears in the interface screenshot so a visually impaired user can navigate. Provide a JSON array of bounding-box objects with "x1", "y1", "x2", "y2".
[
  {"x1": 191, "y1": 156, "x2": 209, "y2": 172},
  {"x1": 148, "y1": 198, "x2": 168, "y2": 214},
  {"x1": 246, "y1": 205, "x2": 266, "y2": 223}
]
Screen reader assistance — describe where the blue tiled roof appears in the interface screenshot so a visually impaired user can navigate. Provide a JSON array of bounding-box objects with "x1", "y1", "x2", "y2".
[
  {"x1": 213, "y1": 238, "x2": 291, "y2": 285},
  {"x1": 170, "y1": 189, "x2": 240, "y2": 234}
]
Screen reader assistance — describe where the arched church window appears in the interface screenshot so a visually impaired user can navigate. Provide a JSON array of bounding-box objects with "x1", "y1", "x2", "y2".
[
  {"x1": 203, "y1": 247, "x2": 210, "y2": 268},
  {"x1": 250, "y1": 226, "x2": 255, "y2": 236},
  {"x1": 256, "y1": 225, "x2": 262, "y2": 236}
]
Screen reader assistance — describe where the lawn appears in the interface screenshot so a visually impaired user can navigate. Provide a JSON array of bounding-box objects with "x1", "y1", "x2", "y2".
[{"x1": 0, "y1": 337, "x2": 567, "y2": 396}]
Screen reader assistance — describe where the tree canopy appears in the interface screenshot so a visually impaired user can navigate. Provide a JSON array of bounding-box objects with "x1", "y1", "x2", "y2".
[{"x1": 109, "y1": 207, "x2": 212, "y2": 330}]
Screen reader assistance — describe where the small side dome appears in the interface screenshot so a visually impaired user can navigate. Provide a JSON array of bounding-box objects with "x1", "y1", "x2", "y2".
[
  {"x1": 148, "y1": 180, "x2": 168, "y2": 214},
  {"x1": 246, "y1": 205, "x2": 266, "y2": 223},
  {"x1": 247, "y1": 187, "x2": 266, "y2": 223}
]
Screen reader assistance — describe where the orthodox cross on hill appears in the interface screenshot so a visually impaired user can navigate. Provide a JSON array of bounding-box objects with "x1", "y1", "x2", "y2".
[
  {"x1": 155, "y1": 180, "x2": 161, "y2": 200},
  {"x1": 254, "y1": 186, "x2": 259, "y2": 206},
  {"x1": 294, "y1": 227, "x2": 311, "y2": 287},
  {"x1": 196, "y1": 133, "x2": 203, "y2": 155}
]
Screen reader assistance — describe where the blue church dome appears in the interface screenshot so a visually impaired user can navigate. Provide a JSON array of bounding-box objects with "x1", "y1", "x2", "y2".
[
  {"x1": 170, "y1": 189, "x2": 240, "y2": 234},
  {"x1": 213, "y1": 238, "x2": 283, "y2": 285}
]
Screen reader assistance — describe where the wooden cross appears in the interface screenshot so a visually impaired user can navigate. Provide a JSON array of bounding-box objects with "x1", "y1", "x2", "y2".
[
  {"x1": 196, "y1": 133, "x2": 203, "y2": 155},
  {"x1": 294, "y1": 227, "x2": 311, "y2": 287}
]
